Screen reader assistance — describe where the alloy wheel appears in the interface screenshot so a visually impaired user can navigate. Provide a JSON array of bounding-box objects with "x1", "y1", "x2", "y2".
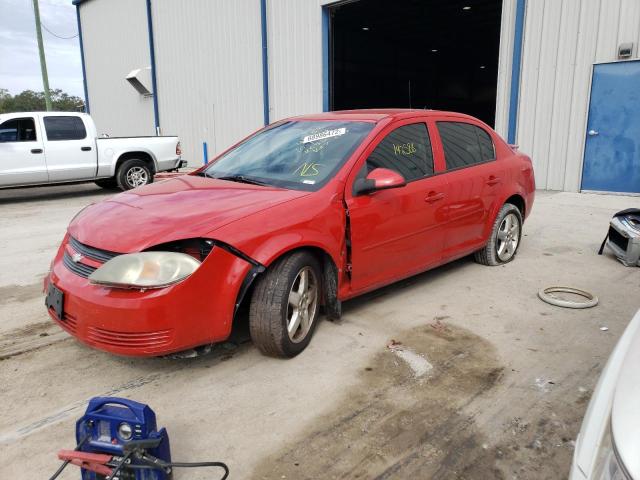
[
  {"x1": 126, "y1": 166, "x2": 149, "y2": 188},
  {"x1": 496, "y1": 212, "x2": 520, "y2": 262},
  {"x1": 286, "y1": 266, "x2": 318, "y2": 343}
]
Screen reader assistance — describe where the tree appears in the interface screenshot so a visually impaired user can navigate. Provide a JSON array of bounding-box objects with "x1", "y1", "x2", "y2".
[{"x1": 0, "y1": 88, "x2": 85, "y2": 113}]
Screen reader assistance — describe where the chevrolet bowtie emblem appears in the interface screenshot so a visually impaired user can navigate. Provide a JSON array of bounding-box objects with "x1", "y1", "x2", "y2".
[{"x1": 72, "y1": 252, "x2": 83, "y2": 263}]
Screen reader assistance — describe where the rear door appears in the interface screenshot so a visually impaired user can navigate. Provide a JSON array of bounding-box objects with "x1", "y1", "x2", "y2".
[
  {"x1": 346, "y1": 120, "x2": 449, "y2": 293},
  {"x1": 0, "y1": 116, "x2": 47, "y2": 186},
  {"x1": 41, "y1": 115, "x2": 96, "y2": 182},
  {"x1": 434, "y1": 120, "x2": 502, "y2": 258}
]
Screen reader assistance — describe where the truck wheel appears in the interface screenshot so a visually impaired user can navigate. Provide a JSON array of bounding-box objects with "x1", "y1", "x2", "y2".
[
  {"x1": 475, "y1": 203, "x2": 523, "y2": 266},
  {"x1": 116, "y1": 158, "x2": 154, "y2": 190},
  {"x1": 94, "y1": 178, "x2": 119, "y2": 190},
  {"x1": 249, "y1": 252, "x2": 322, "y2": 358}
]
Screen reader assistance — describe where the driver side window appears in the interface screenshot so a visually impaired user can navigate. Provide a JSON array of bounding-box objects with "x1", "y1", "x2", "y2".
[{"x1": 365, "y1": 123, "x2": 433, "y2": 181}]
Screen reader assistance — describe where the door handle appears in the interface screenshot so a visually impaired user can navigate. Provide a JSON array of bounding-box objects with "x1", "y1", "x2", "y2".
[
  {"x1": 81, "y1": 146, "x2": 92, "y2": 151},
  {"x1": 588, "y1": 130, "x2": 599, "y2": 136},
  {"x1": 425, "y1": 191, "x2": 445, "y2": 203},
  {"x1": 31, "y1": 148, "x2": 43, "y2": 154},
  {"x1": 486, "y1": 175, "x2": 501, "y2": 186}
]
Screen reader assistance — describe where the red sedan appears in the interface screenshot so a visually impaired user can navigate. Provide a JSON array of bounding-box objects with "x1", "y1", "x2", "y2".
[{"x1": 45, "y1": 110, "x2": 535, "y2": 358}]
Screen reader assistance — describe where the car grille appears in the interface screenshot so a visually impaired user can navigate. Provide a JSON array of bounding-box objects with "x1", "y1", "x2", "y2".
[
  {"x1": 68, "y1": 236, "x2": 120, "y2": 263},
  {"x1": 64, "y1": 237, "x2": 122, "y2": 278},
  {"x1": 86, "y1": 326, "x2": 174, "y2": 350},
  {"x1": 63, "y1": 251, "x2": 97, "y2": 278},
  {"x1": 49, "y1": 309, "x2": 173, "y2": 351},
  {"x1": 48, "y1": 308, "x2": 78, "y2": 335}
]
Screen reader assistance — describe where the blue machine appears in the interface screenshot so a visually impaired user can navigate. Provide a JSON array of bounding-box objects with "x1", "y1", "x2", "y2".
[
  {"x1": 75, "y1": 397, "x2": 171, "y2": 480},
  {"x1": 50, "y1": 397, "x2": 228, "y2": 480}
]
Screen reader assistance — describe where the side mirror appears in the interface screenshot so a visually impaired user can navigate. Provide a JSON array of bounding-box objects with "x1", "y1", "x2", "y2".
[{"x1": 354, "y1": 168, "x2": 407, "y2": 195}]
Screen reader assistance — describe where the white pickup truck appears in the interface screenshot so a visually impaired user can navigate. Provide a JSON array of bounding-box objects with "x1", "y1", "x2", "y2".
[{"x1": 0, "y1": 111, "x2": 184, "y2": 190}]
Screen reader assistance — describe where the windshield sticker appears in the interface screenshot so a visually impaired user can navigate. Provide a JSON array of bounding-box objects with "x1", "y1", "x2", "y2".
[
  {"x1": 303, "y1": 128, "x2": 346, "y2": 144},
  {"x1": 294, "y1": 162, "x2": 323, "y2": 177},
  {"x1": 393, "y1": 142, "x2": 417, "y2": 156},
  {"x1": 302, "y1": 179, "x2": 316, "y2": 184}
]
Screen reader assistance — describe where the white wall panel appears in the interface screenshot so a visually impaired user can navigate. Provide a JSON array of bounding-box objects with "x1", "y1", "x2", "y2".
[
  {"x1": 516, "y1": 0, "x2": 640, "y2": 191},
  {"x1": 151, "y1": 0, "x2": 264, "y2": 165},
  {"x1": 80, "y1": 0, "x2": 155, "y2": 137}
]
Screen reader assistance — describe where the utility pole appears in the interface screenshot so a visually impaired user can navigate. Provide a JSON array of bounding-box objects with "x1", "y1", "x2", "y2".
[{"x1": 32, "y1": 0, "x2": 52, "y2": 111}]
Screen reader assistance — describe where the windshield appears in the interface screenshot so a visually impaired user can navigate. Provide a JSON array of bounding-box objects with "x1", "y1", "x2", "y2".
[{"x1": 202, "y1": 120, "x2": 374, "y2": 191}]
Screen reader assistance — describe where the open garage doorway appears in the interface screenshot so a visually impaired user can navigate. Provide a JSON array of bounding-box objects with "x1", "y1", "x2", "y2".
[{"x1": 329, "y1": 0, "x2": 503, "y2": 126}]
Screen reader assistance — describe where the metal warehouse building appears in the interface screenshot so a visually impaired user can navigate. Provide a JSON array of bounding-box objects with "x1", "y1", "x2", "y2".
[{"x1": 73, "y1": 0, "x2": 640, "y2": 194}]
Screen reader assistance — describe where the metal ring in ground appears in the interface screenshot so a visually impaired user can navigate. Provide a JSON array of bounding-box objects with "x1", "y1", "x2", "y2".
[{"x1": 537, "y1": 286, "x2": 599, "y2": 309}]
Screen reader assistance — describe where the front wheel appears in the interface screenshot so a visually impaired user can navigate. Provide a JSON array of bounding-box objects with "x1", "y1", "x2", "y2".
[
  {"x1": 249, "y1": 252, "x2": 322, "y2": 357},
  {"x1": 475, "y1": 203, "x2": 523, "y2": 266},
  {"x1": 116, "y1": 158, "x2": 153, "y2": 190}
]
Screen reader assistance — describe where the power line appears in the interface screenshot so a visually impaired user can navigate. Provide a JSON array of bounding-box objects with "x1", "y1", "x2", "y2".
[{"x1": 41, "y1": 22, "x2": 78, "y2": 39}]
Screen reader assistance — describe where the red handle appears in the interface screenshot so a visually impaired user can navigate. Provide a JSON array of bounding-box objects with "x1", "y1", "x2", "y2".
[
  {"x1": 425, "y1": 192, "x2": 445, "y2": 203},
  {"x1": 58, "y1": 450, "x2": 114, "y2": 476},
  {"x1": 486, "y1": 175, "x2": 501, "y2": 186}
]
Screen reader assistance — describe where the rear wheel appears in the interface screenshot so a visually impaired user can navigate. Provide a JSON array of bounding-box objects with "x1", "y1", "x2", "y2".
[
  {"x1": 249, "y1": 252, "x2": 321, "y2": 357},
  {"x1": 116, "y1": 158, "x2": 153, "y2": 190},
  {"x1": 475, "y1": 203, "x2": 522, "y2": 266}
]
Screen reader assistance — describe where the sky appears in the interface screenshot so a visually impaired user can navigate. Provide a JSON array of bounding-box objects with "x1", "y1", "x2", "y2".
[{"x1": 0, "y1": 0, "x2": 83, "y2": 98}]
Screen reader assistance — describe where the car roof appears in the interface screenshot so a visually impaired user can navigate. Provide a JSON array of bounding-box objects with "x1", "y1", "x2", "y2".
[{"x1": 287, "y1": 109, "x2": 481, "y2": 123}]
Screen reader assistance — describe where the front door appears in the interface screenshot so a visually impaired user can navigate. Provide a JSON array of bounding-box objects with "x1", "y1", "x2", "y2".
[
  {"x1": 0, "y1": 116, "x2": 47, "y2": 186},
  {"x1": 41, "y1": 115, "x2": 97, "y2": 182},
  {"x1": 346, "y1": 121, "x2": 448, "y2": 293},
  {"x1": 581, "y1": 60, "x2": 640, "y2": 194}
]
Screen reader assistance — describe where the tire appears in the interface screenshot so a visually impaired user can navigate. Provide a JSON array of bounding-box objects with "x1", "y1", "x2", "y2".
[
  {"x1": 249, "y1": 251, "x2": 322, "y2": 357},
  {"x1": 94, "y1": 178, "x2": 119, "y2": 190},
  {"x1": 116, "y1": 158, "x2": 154, "y2": 191},
  {"x1": 323, "y1": 257, "x2": 342, "y2": 321},
  {"x1": 475, "y1": 203, "x2": 523, "y2": 266}
]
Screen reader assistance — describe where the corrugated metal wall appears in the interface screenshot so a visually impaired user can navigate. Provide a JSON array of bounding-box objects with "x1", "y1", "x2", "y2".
[
  {"x1": 494, "y1": 0, "x2": 517, "y2": 139},
  {"x1": 266, "y1": 0, "x2": 326, "y2": 122},
  {"x1": 516, "y1": 0, "x2": 640, "y2": 191},
  {"x1": 151, "y1": 0, "x2": 264, "y2": 164},
  {"x1": 79, "y1": 0, "x2": 155, "y2": 137}
]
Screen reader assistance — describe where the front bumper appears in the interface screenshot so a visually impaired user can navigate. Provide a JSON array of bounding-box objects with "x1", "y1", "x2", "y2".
[{"x1": 46, "y1": 236, "x2": 253, "y2": 356}]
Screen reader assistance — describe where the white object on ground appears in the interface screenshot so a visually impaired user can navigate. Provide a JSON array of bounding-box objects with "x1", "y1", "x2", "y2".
[
  {"x1": 537, "y1": 286, "x2": 598, "y2": 309},
  {"x1": 389, "y1": 346, "x2": 433, "y2": 378}
]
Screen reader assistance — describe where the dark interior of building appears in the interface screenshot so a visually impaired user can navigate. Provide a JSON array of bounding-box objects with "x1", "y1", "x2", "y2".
[{"x1": 330, "y1": 0, "x2": 503, "y2": 126}]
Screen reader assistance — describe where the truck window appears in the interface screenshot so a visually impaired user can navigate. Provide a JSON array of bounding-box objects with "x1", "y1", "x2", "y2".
[
  {"x1": 0, "y1": 118, "x2": 37, "y2": 142},
  {"x1": 43, "y1": 116, "x2": 87, "y2": 141}
]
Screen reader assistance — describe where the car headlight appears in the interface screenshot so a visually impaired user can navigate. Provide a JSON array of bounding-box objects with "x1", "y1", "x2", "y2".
[
  {"x1": 89, "y1": 252, "x2": 201, "y2": 289},
  {"x1": 592, "y1": 423, "x2": 631, "y2": 480}
]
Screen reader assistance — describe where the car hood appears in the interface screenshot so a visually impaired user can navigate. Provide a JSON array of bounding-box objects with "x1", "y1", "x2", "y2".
[
  {"x1": 611, "y1": 320, "x2": 640, "y2": 479},
  {"x1": 68, "y1": 175, "x2": 309, "y2": 252}
]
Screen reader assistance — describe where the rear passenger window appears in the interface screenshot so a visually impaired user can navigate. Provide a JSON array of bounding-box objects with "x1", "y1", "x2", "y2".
[
  {"x1": 44, "y1": 116, "x2": 87, "y2": 141},
  {"x1": 437, "y1": 122, "x2": 495, "y2": 170},
  {"x1": 366, "y1": 123, "x2": 434, "y2": 181},
  {"x1": 0, "y1": 118, "x2": 37, "y2": 142}
]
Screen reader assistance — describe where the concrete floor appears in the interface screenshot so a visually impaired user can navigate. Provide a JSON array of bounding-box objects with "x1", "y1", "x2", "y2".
[{"x1": 1, "y1": 184, "x2": 639, "y2": 479}]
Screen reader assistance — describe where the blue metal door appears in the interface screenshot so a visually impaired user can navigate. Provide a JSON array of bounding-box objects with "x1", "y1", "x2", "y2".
[{"x1": 582, "y1": 60, "x2": 640, "y2": 193}]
